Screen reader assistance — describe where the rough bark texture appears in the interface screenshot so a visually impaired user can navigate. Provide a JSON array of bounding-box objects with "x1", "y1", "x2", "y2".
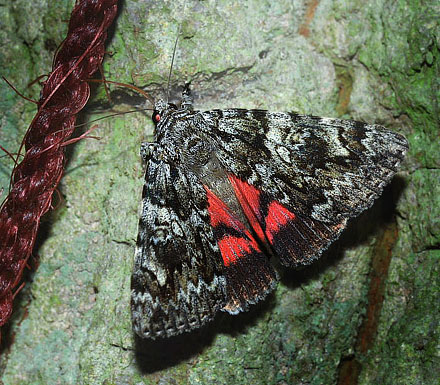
[{"x1": 0, "y1": 1, "x2": 438, "y2": 384}]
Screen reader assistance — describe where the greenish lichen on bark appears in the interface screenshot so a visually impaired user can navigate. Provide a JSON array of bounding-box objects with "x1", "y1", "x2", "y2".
[{"x1": 0, "y1": 1, "x2": 438, "y2": 384}]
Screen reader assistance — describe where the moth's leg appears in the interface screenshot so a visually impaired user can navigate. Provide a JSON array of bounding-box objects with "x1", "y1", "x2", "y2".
[
  {"x1": 140, "y1": 142, "x2": 158, "y2": 162},
  {"x1": 181, "y1": 82, "x2": 193, "y2": 111}
]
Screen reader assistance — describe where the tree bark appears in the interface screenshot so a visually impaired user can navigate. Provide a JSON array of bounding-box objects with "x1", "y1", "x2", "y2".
[{"x1": 1, "y1": 0, "x2": 438, "y2": 384}]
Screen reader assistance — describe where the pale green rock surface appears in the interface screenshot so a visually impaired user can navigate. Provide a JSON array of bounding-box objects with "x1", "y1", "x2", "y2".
[{"x1": 0, "y1": 1, "x2": 438, "y2": 384}]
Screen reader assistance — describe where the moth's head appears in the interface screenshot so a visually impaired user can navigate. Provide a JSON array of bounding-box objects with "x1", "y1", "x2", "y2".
[{"x1": 151, "y1": 99, "x2": 178, "y2": 126}]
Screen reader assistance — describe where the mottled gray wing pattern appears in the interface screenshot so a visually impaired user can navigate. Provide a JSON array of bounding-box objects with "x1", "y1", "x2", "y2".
[
  {"x1": 199, "y1": 109, "x2": 408, "y2": 266},
  {"x1": 131, "y1": 148, "x2": 227, "y2": 339}
]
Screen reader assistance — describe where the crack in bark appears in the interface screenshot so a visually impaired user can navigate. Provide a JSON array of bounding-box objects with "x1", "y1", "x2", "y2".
[{"x1": 337, "y1": 219, "x2": 399, "y2": 385}]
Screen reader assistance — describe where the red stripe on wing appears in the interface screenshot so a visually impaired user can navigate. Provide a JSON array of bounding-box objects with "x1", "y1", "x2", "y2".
[
  {"x1": 228, "y1": 174, "x2": 265, "y2": 241},
  {"x1": 205, "y1": 186, "x2": 261, "y2": 267},
  {"x1": 265, "y1": 200, "x2": 296, "y2": 243},
  {"x1": 217, "y1": 236, "x2": 257, "y2": 266},
  {"x1": 229, "y1": 173, "x2": 296, "y2": 243}
]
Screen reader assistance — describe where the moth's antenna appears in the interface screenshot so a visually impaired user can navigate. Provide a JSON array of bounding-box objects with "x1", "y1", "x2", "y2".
[{"x1": 166, "y1": 24, "x2": 182, "y2": 104}]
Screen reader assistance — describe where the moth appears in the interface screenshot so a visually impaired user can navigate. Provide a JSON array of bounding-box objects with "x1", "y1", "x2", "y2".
[{"x1": 131, "y1": 83, "x2": 408, "y2": 339}]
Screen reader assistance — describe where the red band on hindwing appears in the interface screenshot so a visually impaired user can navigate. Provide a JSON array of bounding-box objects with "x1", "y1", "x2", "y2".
[
  {"x1": 228, "y1": 174, "x2": 265, "y2": 241},
  {"x1": 227, "y1": 175, "x2": 349, "y2": 266},
  {"x1": 204, "y1": 184, "x2": 277, "y2": 313},
  {"x1": 228, "y1": 174, "x2": 297, "y2": 244},
  {"x1": 205, "y1": 186, "x2": 261, "y2": 267},
  {"x1": 264, "y1": 200, "x2": 296, "y2": 243},
  {"x1": 217, "y1": 236, "x2": 258, "y2": 266}
]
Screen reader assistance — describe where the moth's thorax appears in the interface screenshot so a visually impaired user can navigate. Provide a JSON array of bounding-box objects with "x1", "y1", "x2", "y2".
[{"x1": 152, "y1": 102, "x2": 213, "y2": 168}]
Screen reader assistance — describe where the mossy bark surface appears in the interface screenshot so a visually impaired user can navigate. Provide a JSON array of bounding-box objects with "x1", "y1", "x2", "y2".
[{"x1": 0, "y1": 1, "x2": 438, "y2": 384}]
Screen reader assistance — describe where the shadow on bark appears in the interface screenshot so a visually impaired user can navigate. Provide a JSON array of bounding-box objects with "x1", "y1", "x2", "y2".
[{"x1": 133, "y1": 292, "x2": 276, "y2": 373}]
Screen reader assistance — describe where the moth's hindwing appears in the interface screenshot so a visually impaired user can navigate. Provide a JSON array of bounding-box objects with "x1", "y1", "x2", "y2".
[{"x1": 203, "y1": 184, "x2": 277, "y2": 315}]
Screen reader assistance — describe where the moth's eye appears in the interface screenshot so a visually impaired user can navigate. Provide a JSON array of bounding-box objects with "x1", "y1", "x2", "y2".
[{"x1": 152, "y1": 110, "x2": 161, "y2": 124}]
